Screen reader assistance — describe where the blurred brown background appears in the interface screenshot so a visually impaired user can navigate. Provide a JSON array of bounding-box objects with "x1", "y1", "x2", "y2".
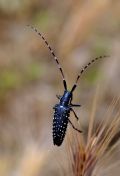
[{"x1": 0, "y1": 0, "x2": 120, "y2": 176}]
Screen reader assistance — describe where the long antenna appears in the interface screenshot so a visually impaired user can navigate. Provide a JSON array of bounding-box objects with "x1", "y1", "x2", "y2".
[
  {"x1": 71, "y1": 55, "x2": 108, "y2": 92},
  {"x1": 27, "y1": 25, "x2": 67, "y2": 90}
]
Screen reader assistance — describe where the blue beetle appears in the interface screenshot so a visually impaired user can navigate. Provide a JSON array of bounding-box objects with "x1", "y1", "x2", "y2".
[
  {"x1": 27, "y1": 25, "x2": 107, "y2": 146},
  {"x1": 53, "y1": 90, "x2": 82, "y2": 146}
]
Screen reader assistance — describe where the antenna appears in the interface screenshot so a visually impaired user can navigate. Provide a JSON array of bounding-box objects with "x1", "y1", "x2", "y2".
[
  {"x1": 27, "y1": 25, "x2": 67, "y2": 90},
  {"x1": 71, "y1": 55, "x2": 109, "y2": 92}
]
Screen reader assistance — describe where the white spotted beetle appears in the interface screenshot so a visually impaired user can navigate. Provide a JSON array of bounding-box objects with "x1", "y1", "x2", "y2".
[{"x1": 27, "y1": 25, "x2": 108, "y2": 146}]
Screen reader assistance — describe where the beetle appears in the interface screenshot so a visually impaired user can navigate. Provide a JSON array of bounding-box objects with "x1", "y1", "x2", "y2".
[{"x1": 27, "y1": 25, "x2": 107, "y2": 146}]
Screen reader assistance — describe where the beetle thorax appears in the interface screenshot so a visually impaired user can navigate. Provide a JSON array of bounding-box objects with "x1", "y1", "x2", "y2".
[{"x1": 60, "y1": 91, "x2": 72, "y2": 106}]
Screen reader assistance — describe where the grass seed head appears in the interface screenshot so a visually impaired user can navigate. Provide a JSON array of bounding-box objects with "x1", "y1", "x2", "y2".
[{"x1": 66, "y1": 87, "x2": 120, "y2": 176}]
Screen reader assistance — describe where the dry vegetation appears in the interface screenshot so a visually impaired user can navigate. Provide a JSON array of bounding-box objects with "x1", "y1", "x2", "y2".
[
  {"x1": 65, "y1": 88, "x2": 120, "y2": 176},
  {"x1": 0, "y1": 0, "x2": 120, "y2": 176}
]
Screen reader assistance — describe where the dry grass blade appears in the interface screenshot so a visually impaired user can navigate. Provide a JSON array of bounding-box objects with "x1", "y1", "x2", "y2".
[
  {"x1": 66, "y1": 88, "x2": 120, "y2": 176},
  {"x1": 87, "y1": 84, "x2": 100, "y2": 145}
]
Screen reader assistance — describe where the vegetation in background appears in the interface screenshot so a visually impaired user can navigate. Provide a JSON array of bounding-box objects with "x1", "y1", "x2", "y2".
[{"x1": 0, "y1": 0, "x2": 120, "y2": 176}]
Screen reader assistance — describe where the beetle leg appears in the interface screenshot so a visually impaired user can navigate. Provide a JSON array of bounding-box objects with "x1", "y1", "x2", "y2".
[
  {"x1": 56, "y1": 95, "x2": 61, "y2": 99},
  {"x1": 68, "y1": 119, "x2": 82, "y2": 133},
  {"x1": 70, "y1": 104, "x2": 81, "y2": 107},
  {"x1": 70, "y1": 108, "x2": 79, "y2": 120}
]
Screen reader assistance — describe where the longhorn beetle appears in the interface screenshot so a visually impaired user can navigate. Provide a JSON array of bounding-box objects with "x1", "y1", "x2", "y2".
[{"x1": 27, "y1": 25, "x2": 108, "y2": 146}]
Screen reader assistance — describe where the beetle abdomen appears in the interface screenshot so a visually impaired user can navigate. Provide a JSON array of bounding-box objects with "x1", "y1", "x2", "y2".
[{"x1": 53, "y1": 106, "x2": 70, "y2": 146}]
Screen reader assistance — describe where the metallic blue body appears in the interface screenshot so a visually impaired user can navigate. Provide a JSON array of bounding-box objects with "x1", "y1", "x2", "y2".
[
  {"x1": 60, "y1": 91, "x2": 72, "y2": 106},
  {"x1": 28, "y1": 25, "x2": 105, "y2": 147},
  {"x1": 53, "y1": 91, "x2": 72, "y2": 146}
]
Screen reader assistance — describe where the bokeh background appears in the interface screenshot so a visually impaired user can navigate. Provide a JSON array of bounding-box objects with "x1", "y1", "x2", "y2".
[{"x1": 0, "y1": 0, "x2": 120, "y2": 176}]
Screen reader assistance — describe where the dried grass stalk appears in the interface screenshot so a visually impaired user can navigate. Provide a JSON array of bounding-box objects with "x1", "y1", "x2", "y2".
[{"x1": 66, "y1": 86, "x2": 120, "y2": 176}]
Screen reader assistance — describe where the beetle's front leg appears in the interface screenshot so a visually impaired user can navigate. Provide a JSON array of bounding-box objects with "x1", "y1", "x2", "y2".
[
  {"x1": 70, "y1": 104, "x2": 81, "y2": 107},
  {"x1": 56, "y1": 95, "x2": 61, "y2": 100}
]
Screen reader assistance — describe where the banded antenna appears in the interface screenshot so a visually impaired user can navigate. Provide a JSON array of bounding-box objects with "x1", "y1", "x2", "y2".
[
  {"x1": 27, "y1": 25, "x2": 67, "y2": 90},
  {"x1": 71, "y1": 55, "x2": 109, "y2": 92}
]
